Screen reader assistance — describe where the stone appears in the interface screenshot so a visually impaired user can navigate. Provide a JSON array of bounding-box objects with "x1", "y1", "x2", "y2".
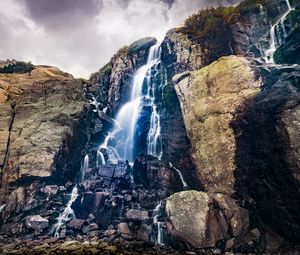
[
  {"x1": 166, "y1": 190, "x2": 249, "y2": 249},
  {"x1": 25, "y1": 215, "x2": 48, "y2": 231},
  {"x1": 264, "y1": 227, "x2": 283, "y2": 252},
  {"x1": 137, "y1": 224, "x2": 151, "y2": 242},
  {"x1": 166, "y1": 191, "x2": 222, "y2": 248},
  {"x1": 118, "y1": 222, "x2": 132, "y2": 237},
  {"x1": 41, "y1": 185, "x2": 59, "y2": 195},
  {"x1": 225, "y1": 228, "x2": 260, "y2": 250},
  {"x1": 125, "y1": 209, "x2": 150, "y2": 221},
  {"x1": 67, "y1": 219, "x2": 85, "y2": 230}
]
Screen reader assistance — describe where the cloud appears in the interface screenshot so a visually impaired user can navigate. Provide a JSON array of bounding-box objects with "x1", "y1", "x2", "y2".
[{"x1": 0, "y1": 0, "x2": 240, "y2": 78}]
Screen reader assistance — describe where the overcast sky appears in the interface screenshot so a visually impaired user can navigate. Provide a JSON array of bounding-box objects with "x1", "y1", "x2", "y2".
[{"x1": 0, "y1": 0, "x2": 240, "y2": 78}]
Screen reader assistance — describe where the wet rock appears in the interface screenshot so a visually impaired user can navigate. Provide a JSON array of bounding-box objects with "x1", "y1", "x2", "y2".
[
  {"x1": 25, "y1": 215, "x2": 48, "y2": 231},
  {"x1": 118, "y1": 222, "x2": 132, "y2": 237},
  {"x1": 82, "y1": 223, "x2": 99, "y2": 234},
  {"x1": 67, "y1": 219, "x2": 85, "y2": 230},
  {"x1": 137, "y1": 224, "x2": 152, "y2": 241},
  {"x1": 41, "y1": 185, "x2": 59, "y2": 195},
  {"x1": 225, "y1": 228, "x2": 260, "y2": 250},
  {"x1": 2, "y1": 187, "x2": 26, "y2": 220},
  {"x1": 264, "y1": 227, "x2": 283, "y2": 252},
  {"x1": 274, "y1": 24, "x2": 300, "y2": 65},
  {"x1": 126, "y1": 209, "x2": 150, "y2": 222}
]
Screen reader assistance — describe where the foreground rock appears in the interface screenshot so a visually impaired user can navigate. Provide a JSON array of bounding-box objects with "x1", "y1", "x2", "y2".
[{"x1": 166, "y1": 190, "x2": 249, "y2": 249}]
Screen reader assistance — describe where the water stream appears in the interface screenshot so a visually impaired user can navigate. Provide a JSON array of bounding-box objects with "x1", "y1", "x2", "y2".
[
  {"x1": 80, "y1": 154, "x2": 89, "y2": 182},
  {"x1": 153, "y1": 201, "x2": 164, "y2": 245},
  {"x1": 169, "y1": 162, "x2": 188, "y2": 188},
  {"x1": 99, "y1": 43, "x2": 163, "y2": 163},
  {"x1": 262, "y1": 0, "x2": 294, "y2": 63},
  {"x1": 53, "y1": 185, "x2": 78, "y2": 237}
]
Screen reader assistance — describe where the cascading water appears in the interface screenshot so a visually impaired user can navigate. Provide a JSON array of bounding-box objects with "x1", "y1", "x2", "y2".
[
  {"x1": 0, "y1": 204, "x2": 5, "y2": 214},
  {"x1": 96, "y1": 150, "x2": 106, "y2": 168},
  {"x1": 169, "y1": 162, "x2": 188, "y2": 188},
  {"x1": 146, "y1": 46, "x2": 163, "y2": 160},
  {"x1": 80, "y1": 154, "x2": 89, "y2": 181},
  {"x1": 153, "y1": 201, "x2": 164, "y2": 245},
  {"x1": 99, "y1": 43, "x2": 163, "y2": 163},
  {"x1": 53, "y1": 185, "x2": 78, "y2": 237},
  {"x1": 263, "y1": 0, "x2": 294, "y2": 63}
]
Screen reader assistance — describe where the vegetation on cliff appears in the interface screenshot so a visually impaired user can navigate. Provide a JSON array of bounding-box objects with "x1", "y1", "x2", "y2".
[{"x1": 0, "y1": 61, "x2": 34, "y2": 74}]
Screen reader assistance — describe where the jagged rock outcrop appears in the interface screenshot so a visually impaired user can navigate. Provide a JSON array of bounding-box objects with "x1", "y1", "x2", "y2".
[
  {"x1": 0, "y1": 66, "x2": 88, "y2": 194},
  {"x1": 274, "y1": 25, "x2": 300, "y2": 64}
]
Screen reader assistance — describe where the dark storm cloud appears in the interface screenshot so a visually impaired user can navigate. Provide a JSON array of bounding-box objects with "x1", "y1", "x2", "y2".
[
  {"x1": 23, "y1": 0, "x2": 102, "y2": 28},
  {"x1": 0, "y1": 0, "x2": 241, "y2": 78}
]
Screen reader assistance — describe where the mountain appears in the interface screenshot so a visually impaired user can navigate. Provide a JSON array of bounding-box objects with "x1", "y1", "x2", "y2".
[{"x1": 0, "y1": 0, "x2": 299, "y2": 254}]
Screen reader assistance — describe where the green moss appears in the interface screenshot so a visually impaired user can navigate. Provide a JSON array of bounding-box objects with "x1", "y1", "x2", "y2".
[{"x1": 101, "y1": 63, "x2": 112, "y2": 76}]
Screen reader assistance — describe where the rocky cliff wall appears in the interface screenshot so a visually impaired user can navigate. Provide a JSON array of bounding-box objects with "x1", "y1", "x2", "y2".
[{"x1": 0, "y1": 66, "x2": 89, "y2": 198}]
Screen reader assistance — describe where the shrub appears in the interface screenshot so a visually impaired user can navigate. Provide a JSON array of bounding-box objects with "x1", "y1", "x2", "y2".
[{"x1": 0, "y1": 61, "x2": 34, "y2": 74}]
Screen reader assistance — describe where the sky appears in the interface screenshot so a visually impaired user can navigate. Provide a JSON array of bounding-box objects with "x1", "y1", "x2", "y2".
[{"x1": 0, "y1": 0, "x2": 240, "y2": 78}]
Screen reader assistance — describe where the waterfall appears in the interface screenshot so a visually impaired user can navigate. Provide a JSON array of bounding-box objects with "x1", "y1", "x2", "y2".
[
  {"x1": 0, "y1": 204, "x2": 5, "y2": 214},
  {"x1": 80, "y1": 154, "x2": 89, "y2": 181},
  {"x1": 169, "y1": 162, "x2": 188, "y2": 188},
  {"x1": 53, "y1": 185, "x2": 78, "y2": 237},
  {"x1": 89, "y1": 96, "x2": 100, "y2": 113},
  {"x1": 153, "y1": 201, "x2": 164, "y2": 245},
  {"x1": 96, "y1": 150, "x2": 106, "y2": 168},
  {"x1": 100, "y1": 43, "x2": 163, "y2": 162},
  {"x1": 263, "y1": 0, "x2": 294, "y2": 63},
  {"x1": 146, "y1": 45, "x2": 163, "y2": 160}
]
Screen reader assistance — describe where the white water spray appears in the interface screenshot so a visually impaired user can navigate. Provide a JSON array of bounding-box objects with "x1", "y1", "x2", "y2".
[
  {"x1": 153, "y1": 201, "x2": 164, "y2": 245},
  {"x1": 80, "y1": 154, "x2": 89, "y2": 181},
  {"x1": 53, "y1": 185, "x2": 78, "y2": 237},
  {"x1": 100, "y1": 43, "x2": 163, "y2": 162}
]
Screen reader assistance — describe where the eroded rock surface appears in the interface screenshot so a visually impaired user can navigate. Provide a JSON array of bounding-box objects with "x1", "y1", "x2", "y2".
[
  {"x1": 0, "y1": 66, "x2": 87, "y2": 190},
  {"x1": 173, "y1": 56, "x2": 261, "y2": 195}
]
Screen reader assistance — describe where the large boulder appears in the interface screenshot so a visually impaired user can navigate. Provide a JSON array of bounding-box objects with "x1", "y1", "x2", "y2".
[
  {"x1": 173, "y1": 56, "x2": 261, "y2": 195},
  {"x1": 165, "y1": 190, "x2": 249, "y2": 249}
]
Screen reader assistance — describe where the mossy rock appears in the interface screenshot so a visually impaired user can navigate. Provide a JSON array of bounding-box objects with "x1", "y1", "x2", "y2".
[{"x1": 127, "y1": 37, "x2": 157, "y2": 56}]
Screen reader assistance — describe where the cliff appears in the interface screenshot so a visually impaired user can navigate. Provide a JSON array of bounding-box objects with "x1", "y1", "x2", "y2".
[
  {"x1": 0, "y1": 66, "x2": 88, "y2": 189},
  {"x1": 0, "y1": 0, "x2": 299, "y2": 254}
]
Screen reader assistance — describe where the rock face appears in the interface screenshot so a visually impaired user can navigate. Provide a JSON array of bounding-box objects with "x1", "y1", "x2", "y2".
[
  {"x1": 232, "y1": 65, "x2": 300, "y2": 242},
  {"x1": 173, "y1": 56, "x2": 261, "y2": 195},
  {"x1": 166, "y1": 190, "x2": 249, "y2": 249},
  {"x1": 0, "y1": 66, "x2": 87, "y2": 190}
]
